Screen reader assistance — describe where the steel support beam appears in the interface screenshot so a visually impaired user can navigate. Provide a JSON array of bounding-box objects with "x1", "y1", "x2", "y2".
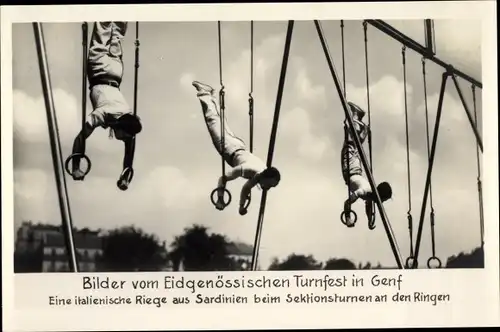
[
  {"x1": 33, "y1": 22, "x2": 79, "y2": 272},
  {"x1": 451, "y1": 73, "x2": 484, "y2": 152},
  {"x1": 365, "y1": 20, "x2": 482, "y2": 89},
  {"x1": 412, "y1": 71, "x2": 449, "y2": 268},
  {"x1": 251, "y1": 20, "x2": 294, "y2": 271}
]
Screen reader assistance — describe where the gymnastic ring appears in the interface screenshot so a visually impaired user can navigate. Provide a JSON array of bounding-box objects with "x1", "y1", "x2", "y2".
[
  {"x1": 405, "y1": 256, "x2": 418, "y2": 269},
  {"x1": 427, "y1": 256, "x2": 442, "y2": 269},
  {"x1": 64, "y1": 153, "x2": 92, "y2": 178},
  {"x1": 340, "y1": 209, "x2": 357, "y2": 227},
  {"x1": 368, "y1": 210, "x2": 376, "y2": 230},
  {"x1": 120, "y1": 167, "x2": 135, "y2": 183},
  {"x1": 117, "y1": 167, "x2": 134, "y2": 191},
  {"x1": 210, "y1": 187, "x2": 232, "y2": 208},
  {"x1": 243, "y1": 194, "x2": 252, "y2": 210}
]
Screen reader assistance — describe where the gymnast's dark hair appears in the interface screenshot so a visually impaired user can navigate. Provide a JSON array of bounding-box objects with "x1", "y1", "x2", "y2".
[
  {"x1": 260, "y1": 166, "x2": 281, "y2": 183},
  {"x1": 377, "y1": 181, "x2": 393, "y2": 202}
]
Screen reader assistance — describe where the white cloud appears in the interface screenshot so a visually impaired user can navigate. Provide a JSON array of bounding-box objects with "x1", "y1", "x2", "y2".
[
  {"x1": 140, "y1": 166, "x2": 202, "y2": 210},
  {"x1": 280, "y1": 107, "x2": 330, "y2": 162},
  {"x1": 293, "y1": 57, "x2": 327, "y2": 107},
  {"x1": 179, "y1": 72, "x2": 195, "y2": 93},
  {"x1": 433, "y1": 20, "x2": 481, "y2": 77},
  {"x1": 421, "y1": 89, "x2": 466, "y2": 123},
  {"x1": 14, "y1": 169, "x2": 59, "y2": 224},
  {"x1": 224, "y1": 33, "x2": 287, "y2": 112},
  {"x1": 346, "y1": 75, "x2": 414, "y2": 118},
  {"x1": 14, "y1": 89, "x2": 80, "y2": 144},
  {"x1": 14, "y1": 164, "x2": 208, "y2": 242}
]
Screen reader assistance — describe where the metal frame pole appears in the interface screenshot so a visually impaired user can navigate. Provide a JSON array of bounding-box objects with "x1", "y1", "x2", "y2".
[
  {"x1": 365, "y1": 20, "x2": 482, "y2": 89},
  {"x1": 129, "y1": 22, "x2": 140, "y2": 164},
  {"x1": 450, "y1": 73, "x2": 484, "y2": 152},
  {"x1": 314, "y1": 20, "x2": 405, "y2": 269},
  {"x1": 251, "y1": 20, "x2": 294, "y2": 271},
  {"x1": 33, "y1": 23, "x2": 79, "y2": 272},
  {"x1": 424, "y1": 19, "x2": 435, "y2": 56},
  {"x1": 412, "y1": 71, "x2": 449, "y2": 268},
  {"x1": 81, "y1": 22, "x2": 88, "y2": 152},
  {"x1": 133, "y1": 22, "x2": 140, "y2": 117}
]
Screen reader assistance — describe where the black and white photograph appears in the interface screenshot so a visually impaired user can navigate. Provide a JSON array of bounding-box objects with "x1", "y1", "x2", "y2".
[
  {"x1": 2, "y1": 2, "x2": 499, "y2": 330},
  {"x1": 11, "y1": 17, "x2": 486, "y2": 273}
]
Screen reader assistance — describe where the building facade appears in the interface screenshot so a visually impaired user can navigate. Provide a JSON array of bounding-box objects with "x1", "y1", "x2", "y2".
[{"x1": 15, "y1": 221, "x2": 103, "y2": 272}]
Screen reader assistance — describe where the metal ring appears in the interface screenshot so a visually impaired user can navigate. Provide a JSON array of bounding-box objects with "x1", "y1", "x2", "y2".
[
  {"x1": 121, "y1": 167, "x2": 135, "y2": 182},
  {"x1": 117, "y1": 167, "x2": 135, "y2": 191},
  {"x1": 340, "y1": 209, "x2": 357, "y2": 227},
  {"x1": 210, "y1": 187, "x2": 232, "y2": 208},
  {"x1": 243, "y1": 194, "x2": 252, "y2": 210},
  {"x1": 64, "y1": 153, "x2": 92, "y2": 177},
  {"x1": 405, "y1": 256, "x2": 418, "y2": 269},
  {"x1": 427, "y1": 256, "x2": 442, "y2": 269},
  {"x1": 368, "y1": 209, "x2": 376, "y2": 230}
]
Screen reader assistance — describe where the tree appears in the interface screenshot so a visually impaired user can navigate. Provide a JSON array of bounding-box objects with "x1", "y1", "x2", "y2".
[
  {"x1": 14, "y1": 231, "x2": 44, "y2": 273},
  {"x1": 357, "y1": 261, "x2": 383, "y2": 269},
  {"x1": 14, "y1": 246, "x2": 43, "y2": 272},
  {"x1": 324, "y1": 258, "x2": 357, "y2": 270},
  {"x1": 446, "y1": 246, "x2": 484, "y2": 268},
  {"x1": 97, "y1": 226, "x2": 168, "y2": 272},
  {"x1": 169, "y1": 224, "x2": 232, "y2": 271},
  {"x1": 268, "y1": 254, "x2": 323, "y2": 270}
]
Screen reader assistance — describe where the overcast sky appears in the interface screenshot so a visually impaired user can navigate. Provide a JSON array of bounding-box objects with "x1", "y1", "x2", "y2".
[{"x1": 13, "y1": 19, "x2": 483, "y2": 269}]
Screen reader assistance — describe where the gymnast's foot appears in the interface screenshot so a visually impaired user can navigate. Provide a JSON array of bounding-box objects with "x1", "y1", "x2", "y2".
[{"x1": 192, "y1": 81, "x2": 215, "y2": 96}]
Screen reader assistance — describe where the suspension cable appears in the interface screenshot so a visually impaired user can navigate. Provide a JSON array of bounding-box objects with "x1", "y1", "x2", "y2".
[
  {"x1": 64, "y1": 22, "x2": 92, "y2": 178},
  {"x1": 471, "y1": 85, "x2": 484, "y2": 248},
  {"x1": 340, "y1": 20, "x2": 351, "y2": 209},
  {"x1": 249, "y1": 21, "x2": 254, "y2": 154},
  {"x1": 422, "y1": 58, "x2": 441, "y2": 268},
  {"x1": 251, "y1": 20, "x2": 294, "y2": 271},
  {"x1": 363, "y1": 21, "x2": 372, "y2": 174},
  {"x1": 402, "y1": 46, "x2": 415, "y2": 268},
  {"x1": 244, "y1": 21, "x2": 255, "y2": 210},
  {"x1": 217, "y1": 21, "x2": 226, "y2": 181},
  {"x1": 363, "y1": 21, "x2": 376, "y2": 229},
  {"x1": 133, "y1": 22, "x2": 140, "y2": 117},
  {"x1": 119, "y1": 22, "x2": 141, "y2": 185},
  {"x1": 81, "y1": 22, "x2": 88, "y2": 151},
  {"x1": 340, "y1": 20, "x2": 346, "y2": 97}
]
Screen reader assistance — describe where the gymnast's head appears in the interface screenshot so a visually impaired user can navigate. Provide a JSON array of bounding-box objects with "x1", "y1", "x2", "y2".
[
  {"x1": 377, "y1": 181, "x2": 393, "y2": 202},
  {"x1": 114, "y1": 113, "x2": 143, "y2": 140},
  {"x1": 258, "y1": 167, "x2": 281, "y2": 190}
]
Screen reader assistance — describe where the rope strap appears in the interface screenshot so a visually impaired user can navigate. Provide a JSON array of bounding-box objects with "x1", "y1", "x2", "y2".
[
  {"x1": 402, "y1": 46, "x2": 415, "y2": 263},
  {"x1": 363, "y1": 20, "x2": 376, "y2": 229}
]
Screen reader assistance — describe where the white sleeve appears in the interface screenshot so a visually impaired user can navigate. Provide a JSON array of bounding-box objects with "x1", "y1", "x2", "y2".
[{"x1": 86, "y1": 108, "x2": 107, "y2": 129}]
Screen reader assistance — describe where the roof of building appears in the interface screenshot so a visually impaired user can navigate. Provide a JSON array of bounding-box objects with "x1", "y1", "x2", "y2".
[{"x1": 20, "y1": 221, "x2": 101, "y2": 235}]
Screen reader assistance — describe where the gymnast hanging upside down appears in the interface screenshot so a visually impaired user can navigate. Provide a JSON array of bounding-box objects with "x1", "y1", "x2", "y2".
[
  {"x1": 70, "y1": 21, "x2": 142, "y2": 190},
  {"x1": 342, "y1": 102, "x2": 392, "y2": 227},
  {"x1": 193, "y1": 81, "x2": 281, "y2": 215}
]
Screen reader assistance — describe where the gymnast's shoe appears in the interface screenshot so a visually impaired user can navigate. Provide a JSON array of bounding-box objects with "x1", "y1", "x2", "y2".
[{"x1": 192, "y1": 81, "x2": 215, "y2": 96}]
